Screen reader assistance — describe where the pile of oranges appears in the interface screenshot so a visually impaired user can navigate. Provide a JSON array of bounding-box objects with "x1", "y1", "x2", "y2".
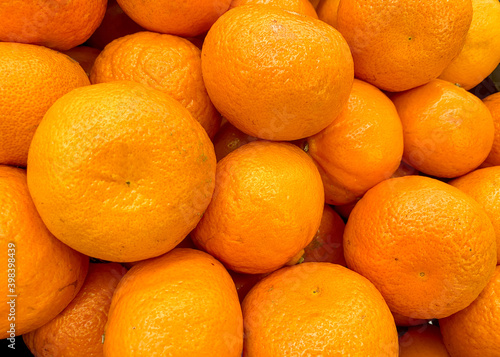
[{"x1": 1, "y1": 0, "x2": 500, "y2": 356}]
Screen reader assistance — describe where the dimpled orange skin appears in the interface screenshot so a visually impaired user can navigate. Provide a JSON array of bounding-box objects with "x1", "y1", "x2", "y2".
[
  {"x1": 482, "y1": 92, "x2": 500, "y2": 166},
  {"x1": 103, "y1": 248, "x2": 243, "y2": 357},
  {"x1": 0, "y1": 0, "x2": 106, "y2": 51},
  {"x1": 230, "y1": 0, "x2": 318, "y2": 18},
  {"x1": 336, "y1": 0, "x2": 472, "y2": 92},
  {"x1": 90, "y1": 31, "x2": 221, "y2": 138},
  {"x1": 201, "y1": 5, "x2": 354, "y2": 141},
  {"x1": 191, "y1": 141, "x2": 324, "y2": 274},
  {"x1": 23, "y1": 263, "x2": 127, "y2": 357},
  {"x1": 0, "y1": 166, "x2": 89, "y2": 338},
  {"x1": 306, "y1": 79, "x2": 404, "y2": 205},
  {"x1": 27, "y1": 81, "x2": 216, "y2": 263},
  {"x1": 440, "y1": 265, "x2": 500, "y2": 357},
  {"x1": 344, "y1": 175, "x2": 497, "y2": 320},
  {"x1": 0, "y1": 42, "x2": 90, "y2": 167},
  {"x1": 116, "y1": 0, "x2": 232, "y2": 37},
  {"x1": 399, "y1": 324, "x2": 450, "y2": 357},
  {"x1": 392, "y1": 79, "x2": 494, "y2": 178},
  {"x1": 242, "y1": 263, "x2": 399, "y2": 356},
  {"x1": 449, "y1": 166, "x2": 500, "y2": 264}
]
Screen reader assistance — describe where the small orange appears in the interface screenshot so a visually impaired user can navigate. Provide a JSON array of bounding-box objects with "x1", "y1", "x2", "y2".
[
  {"x1": 0, "y1": 0, "x2": 107, "y2": 51},
  {"x1": 392, "y1": 79, "x2": 494, "y2": 178},
  {"x1": 27, "y1": 81, "x2": 216, "y2": 262},
  {"x1": 305, "y1": 79, "x2": 404, "y2": 205},
  {"x1": 399, "y1": 324, "x2": 450, "y2": 357},
  {"x1": 62, "y1": 46, "x2": 101, "y2": 77},
  {"x1": 0, "y1": 165, "x2": 89, "y2": 338},
  {"x1": 449, "y1": 166, "x2": 500, "y2": 263},
  {"x1": 90, "y1": 31, "x2": 221, "y2": 138},
  {"x1": 316, "y1": 0, "x2": 340, "y2": 28},
  {"x1": 482, "y1": 92, "x2": 500, "y2": 166},
  {"x1": 0, "y1": 42, "x2": 90, "y2": 167},
  {"x1": 344, "y1": 175, "x2": 497, "y2": 319},
  {"x1": 229, "y1": 0, "x2": 318, "y2": 18},
  {"x1": 191, "y1": 141, "x2": 324, "y2": 274},
  {"x1": 202, "y1": 4, "x2": 354, "y2": 141},
  {"x1": 23, "y1": 263, "x2": 127, "y2": 357},
  {"x1": 440, "y1": 265, "x2": 500, "y2": 357},
  {"x1": 116, "y1": 0, "x2": 232, "y2": 37},
  {"x1": 212, "y1": 121, "x2": 259, "y2": 161},
  {"x1": 243, "y1": 262, "x2": 399, "y2": 356},
  {"x1": 336, "y1": 0, "x2": 473, "y2": 92},
  {"x1": 302, "y1": 204, "x2": 346, "y2": 265},
  {"x1": 439, "y1": 0, "x2": 500, "y2": 90},
  {"x1": 103, "y1": 248, "x2": 243, "y2": 357}
]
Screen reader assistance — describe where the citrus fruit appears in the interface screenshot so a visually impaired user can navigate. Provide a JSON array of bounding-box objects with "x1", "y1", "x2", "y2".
[
  {"x1": 90, "y1": 31, "x2": 221, "y2": 138},
  {"x1": 392, "y1": 312, "x2": 429, "y2": 327},
  {"x1": 62, "y1": 46, "x2": 101, "y2": 77},
  {"x1": 0, "y1": 165, "x2": 89, "y2": 338},
  {"x1": 0, "y1": 42, "x2": 90, "y2": 167},
  {"x1": 344, "y1": 175, "x2": 497, "y2": 319},
  {"x1": 392, "y1": 79, "x2": 494, "y2": 178},
  {"x1": 482, "y1": 92, "x2": 500, "y2": 166},
  {"x1": 201, "y1": 4, "x2": 354, "y2": 141},
  {"x1": 242, "y1": 262, "x2": 399, "y2": 356},
  {"x1": 27, "y1": 81, "x2": 216, "y2": 262},
  {"x1": 103, "y1": 248, "x2": 243, "y2": 357},
  {"x1": 399, "y1": 324, "x2": 450, "y2": 357},
  {"x1": 336, "y1": 0, "x2": 473, "y2": 92},
  {"x1": 191, "y1": 141, "x2": 324, "y2": 274},
  {"x1": 230, "y1": 0, "x2": 318, "y2": 17},
  {"x1": 316, "y1": 0, "x2": 340, "y2": 28},
  {"x1": 23, "y1": 263, "x2": 127, "y2": 357}
]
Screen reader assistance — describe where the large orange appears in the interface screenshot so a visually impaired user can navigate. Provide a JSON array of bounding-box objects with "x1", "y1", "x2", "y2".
[
  {"x1": 482, "y1": 92, "x2": 500, "y2": 166},
  {"x1": 201, "y1": 5, "x2": 354, "y2": 141},
  {"x1": 449, "y1": 166, "x2": 500, "y2": 264},
  {"x1": 242, "y1": 263, "x2": 399, "y2": 356},
  {"x1": 305, "y1": 79, "x2": 404, "y2": 205},
  {"x1": 116, "y1": 0, "x2": 232, "y2": 37},
  {"x1": 27, "y1": 81, "x2": 216, "y2": 262},
  {"x1": 440, "y1": 265, "x2": 500, "y2": 357},
  {"x1": 0, "y1": 42, "x2": 90, "y2": 167},
  {"x1": 392, "y1": 79, "x2": 494, "y2": 178},
  {"x1": 336, "y1": 0, "x2": 473, "y2": 92},
  {"x1": 399, "y1": 324, "x2": 450, "y2": 357},
  {"x1": 90, "y1": 31, "x2": 221, "y2": 138},
  {"x1": 344, "y1": 175, "x2": 497, "y2": 319},
  {"x1": 229, "y1": 0, "x2": 318, "y2": 18},
  {"x1": 439, "y1": 0, "x2": 500, "y2": 90},
  {"x1": 0, "y1": 0, "x2": 106, "y2": 51},
  {"x1": 0, "y1": 165, "x2": 89, "y2": 338},
  {"x1": 23, "y1": 263, "x2": 127, "y2": 357},
  {"x1": 103, "y1": 248, "x2": 243, "y2": 357},
  {"x1": 191, "y1": 141, "x2": 324, "y2": 274}
]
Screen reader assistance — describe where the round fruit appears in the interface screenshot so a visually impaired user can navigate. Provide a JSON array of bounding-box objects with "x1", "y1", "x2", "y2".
[
  {"x1": 399, "y1": 324, "x2": 450, "y2": 357},
  {"x1": 230, "y1": 0, "x2": 318, "y2": 18},
  {"x1": 482, "y1": 92, "x2": 500, "y2": 166}
]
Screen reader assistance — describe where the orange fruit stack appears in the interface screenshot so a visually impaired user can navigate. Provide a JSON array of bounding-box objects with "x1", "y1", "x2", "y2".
[{"x1": 0, "y1": 0, "x2": 498, "y2": 355}]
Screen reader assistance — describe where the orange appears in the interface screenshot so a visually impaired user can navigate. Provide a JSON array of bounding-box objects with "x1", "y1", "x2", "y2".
[
  {"x1": 482, "y1": 92, "x2": 500, "y2": 166},
  {"x1": 309, "y1": 0, "x2": 321, "y2": 8},
  {"x1": 316, "y1": 0, "x2": 340, "y2": 28},
  {"x1": 399, "y1": 324, "x2": 450, "y2": 357},
  {"x1": 0, "y1": 0, "x2": 106, "y2": 51},
  {"x1": 344, "y1": 175, "x2": 497, "y2": 319},
  {"x1": 0, "y1": 42, "x2": 90, "y2": 167},
  {"x1": 23, "y1": 263, "x2": 127, "y2": 357},
  {"x1": 0, "y1": 165, "x2": 89, "y2": 338},
  {"x1": 392, "y1": 312, "x2": 429, "y2": 327},
  {"x1": 116, "y1": 0, "x2": 232, "y2": 37},
  {"x1": 302, "y1": 204, "x2": 346, "y2": 265},
  {"x1": 440, "y1": 265, "x2": 500, "y2": 357},
  {"x1": 213, "y1": 121, "x2": 259, "y2": 161},
  {"x1": 90, "y1": 31, "x2": 221, "y2": 138},
  {"x1": 305, "y1": 79, "x2": 404, "y2": 205},
  {"x1": 242, "y1": 262, "x2": 399, "y2": 356},
  {"x1": 439, "y1": 0, "x2": 500, "y2": 90},
  {"x1": 191, "y1": 141, "x2": 324, "y2": 274},
  {"x1": 336, "y1": 0, "x2": 473, "y2": 92},
  {"x1": 201, "y1": 5, "x2": 354, "y2": 141},
  {"x1": 449, "y1": 166, "x2": 500, "y2": 263},
  {"x1": 86, "y1": 0, "x2": 145, "y2": 50},
  {"x1": 229, "y1": 0, "x2": 318, "y2": 18},
  {"x1": 103, "y1": 248, "x2": 243, "y2": 357},
  {"x1": 62, "y1": 46, "x2": 101, "y2": 77},
  {"x1": 27, "y1": 81, "x2": 216, "y2": 262},
  {"x1": 392, "y1": 79, "x2": 494, "y2": 178}
]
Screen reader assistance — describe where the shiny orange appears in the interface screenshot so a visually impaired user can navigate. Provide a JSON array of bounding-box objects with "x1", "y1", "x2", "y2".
[
  {"x1": 399, "y1": 324, "x2": 450, "y2": 357},
  {"x1": 229, "y1": 0, "x2": 318, "y2": 18}
]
